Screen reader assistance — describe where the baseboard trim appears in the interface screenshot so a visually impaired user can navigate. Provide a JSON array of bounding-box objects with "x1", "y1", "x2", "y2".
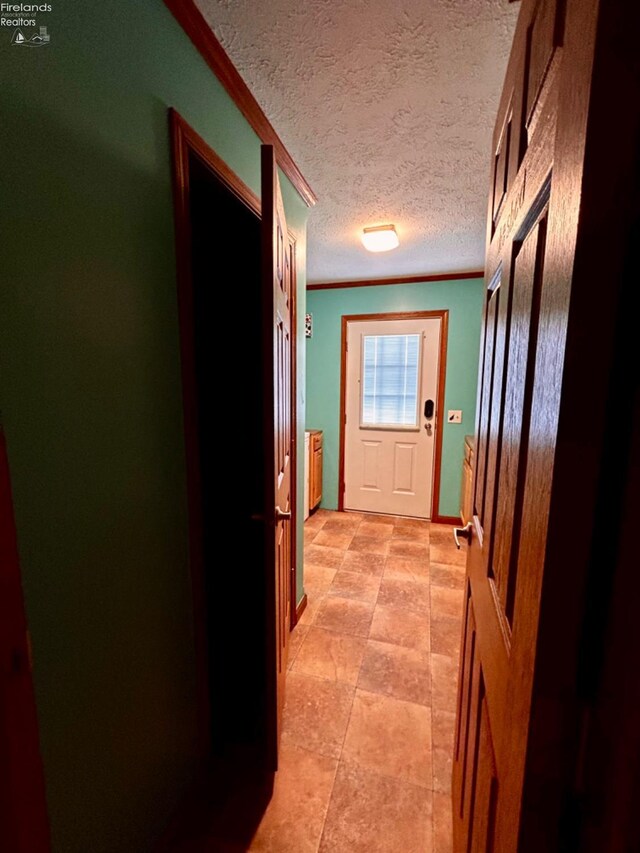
[
  {"x1": 432, "y1": 514, "x2": 461, "y2": 525},
  {"x1": 294, "y1": 593, "x2": 308, "y2": 625}
]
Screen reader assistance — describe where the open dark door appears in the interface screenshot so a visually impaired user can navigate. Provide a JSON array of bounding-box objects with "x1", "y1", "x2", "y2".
[
  {"x1": 0, "y1": 427, "x2": 50, "y2": 851},
  {"x1": 452, "y1": 0, "x2": 638, "y2": 849},
  {"x1": 261, "y1": 145, "x2": 293, "y2": 771}
]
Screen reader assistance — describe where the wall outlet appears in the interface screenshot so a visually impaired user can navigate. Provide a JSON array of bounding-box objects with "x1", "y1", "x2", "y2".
[{"x1": 447, "y1": 410, "x2": 462, "y2": 423}]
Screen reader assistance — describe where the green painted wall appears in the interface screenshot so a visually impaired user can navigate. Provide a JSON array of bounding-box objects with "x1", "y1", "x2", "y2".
[
  {"x1": 0, "y1": 2, "x2": 308, "y2": 851},
  {"x1": 306, "y1": 278, "x2": 484, "y2": 518}
]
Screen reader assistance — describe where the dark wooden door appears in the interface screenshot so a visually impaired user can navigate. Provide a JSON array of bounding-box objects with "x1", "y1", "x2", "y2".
[
  {"x1": 261, "y1": 145, "x2": 292, "y2": 769},
  {"x1": 0, "y1": 427, "x2": 50, "y2": 851},
  {"x1": 452, "y1": 0, "x2": 605, "y2": 848}
]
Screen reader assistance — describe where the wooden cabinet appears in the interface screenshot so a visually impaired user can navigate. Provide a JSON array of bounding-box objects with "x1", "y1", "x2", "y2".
[
  {"x1": 460, "y1": 435, "x2": 474, "y2": 525},
  {"x1": 308, "y1": 430, "x2": 323, "y2": 510}
]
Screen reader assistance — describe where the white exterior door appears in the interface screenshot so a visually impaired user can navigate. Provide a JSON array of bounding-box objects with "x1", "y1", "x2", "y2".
[{"x1": 344, "y1": 316, "x2": 441, "y2": 519}]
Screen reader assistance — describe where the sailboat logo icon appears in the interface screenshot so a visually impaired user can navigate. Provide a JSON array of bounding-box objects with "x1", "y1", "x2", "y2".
[{"x1": 11, "y1": 27, "x2": 50, "y2": 46}]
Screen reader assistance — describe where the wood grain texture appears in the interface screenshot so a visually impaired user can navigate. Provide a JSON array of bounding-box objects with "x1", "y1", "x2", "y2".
[
  {"x1": 455, "y1": 0, "x2": 640, "y2": 850},
  {"x1": 289, "y1": 239, "x2": 299, "y2": 631},
  {"x1": 452, "y1": 0, "x2": 598, "y2": 848},
  {"x1": 164, "y1": 0, "x2": 317, "y2": 207},
  {"x1": 171, "y1": 108, "x2": 260, "y2": 215}
]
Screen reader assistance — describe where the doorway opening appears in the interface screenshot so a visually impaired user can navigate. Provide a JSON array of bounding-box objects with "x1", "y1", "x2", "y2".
[
  {"x1": 170, "y1": 113, "x2": 298, "y2": 772},
  {"x1": 339, "y1": 311, "x2": 449, "y2": 521}
]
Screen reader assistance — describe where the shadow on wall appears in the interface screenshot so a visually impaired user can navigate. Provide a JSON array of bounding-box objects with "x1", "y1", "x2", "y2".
[{"x1": 0, "y1": 93, "x2": 200, "y2": 850}]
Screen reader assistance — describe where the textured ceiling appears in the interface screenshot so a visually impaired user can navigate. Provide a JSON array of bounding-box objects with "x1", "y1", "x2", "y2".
[{"x1": 196, "y1": 0, "x2": 519, "y2": 282}]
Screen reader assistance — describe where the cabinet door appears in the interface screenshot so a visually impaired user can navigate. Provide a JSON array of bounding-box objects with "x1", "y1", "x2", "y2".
[
  {"x1": 461, "y1": 460, "x2": 473, "y2": 524},
  {"x1": 312, "y1": 448, "x2": 322, "y2": 507}
]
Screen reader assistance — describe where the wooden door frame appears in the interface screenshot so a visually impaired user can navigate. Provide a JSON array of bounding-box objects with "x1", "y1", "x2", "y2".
[
  {"x1": 337, "y1": 310, "x2": 452, "y2": 523},
  {"x1": 169, "y1": 110, "x2": 299, "y2": 756}
]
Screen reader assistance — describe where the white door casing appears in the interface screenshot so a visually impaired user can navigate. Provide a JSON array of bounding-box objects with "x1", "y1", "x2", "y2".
[{"x1": 344, "y1": 316, "x2": 441, "y2": 519}]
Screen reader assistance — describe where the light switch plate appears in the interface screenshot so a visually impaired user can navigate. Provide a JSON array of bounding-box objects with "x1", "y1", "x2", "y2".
[{"x1": 447, "y1": 410, "x2": 462, "y2": 423}]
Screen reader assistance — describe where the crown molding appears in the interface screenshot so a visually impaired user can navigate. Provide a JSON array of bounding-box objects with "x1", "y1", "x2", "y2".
[
  {"x1": 307, "y1": 270, "x2": 485, "y2": 290},
  {"x1": 165, "y1": 0, "x2": 317, "y2": 207}
]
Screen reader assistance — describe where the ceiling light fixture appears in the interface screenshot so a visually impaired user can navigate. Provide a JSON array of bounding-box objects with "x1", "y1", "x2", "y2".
[{"x1": 361, "y1": 224, "x2": 399, "y2": 253}]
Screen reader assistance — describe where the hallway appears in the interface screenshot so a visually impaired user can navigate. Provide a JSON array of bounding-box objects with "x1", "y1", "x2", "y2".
[{"x1": 251, "y1": 509, "x2": 465, "y2": 852}]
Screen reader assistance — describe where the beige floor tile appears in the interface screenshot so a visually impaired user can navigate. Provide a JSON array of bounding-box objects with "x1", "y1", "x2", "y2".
[
  {"x1": 384, "y1": 554, "x2": 430, "y2": 583},
  {"x1": 322, "y1": 513, "x2": 363, "y2": 528},
  {"x1": 304, "y1": 527, "x2": 320, "y2": 545},
  {"x1": 378, "y1": 576, "x2": 430, "y2": 614},
  {"x1": 304, "y1": 516, "x2": 327, "y2": 534},
  {"x1": 432, "y1": 791, "x2": 454, "y2": 853},
  {"x1": 343, "y1": 689, "x2": 432, "y2": 787},
  {"x1": 369, "y1": 605, "x2": 430, "y2": 652},
  {"x1": 282, "y1": 672, "x2": 355, "y2": 759},
  {"x1": 304, "y1": 543, "x2": 346, "y2": 570},
  {"x1": 430, "y1": 562, "x2": 466, "y2": 590},
  {"x1": 304, "y1": 564, "x2": 338, "y2": 596},
  {"x1": 312, "y1": 529, "x2": 355, "y2": 550},
  {"x1": 432, "y1": 709, "x2": 457, "y2": 754},
  {"x1": 341, "y1": 550, "x2": 386, "y2": 577},
  {"x1": 312, "y1": 509, "x2": 338, "y2": 522},
  {"x1": 315, "y1": 596, "x2": 375, "y2": 638},
  {"x1": 430, "y1": 586, "x2": 465, "y2": 621},
  {"x1": 358, "y1": 521, "x2": 395, "y2": 540},
  {"x1": 348, "y1": 535, "x2": 391, "y2": 556},
  {"x1": 388, "y1": 539, "x2": 430, "y2": 560},
  {"x1": 287, "y1": 622, "x2": 310, "y2": 669},
  {"x1": 395, "y1": 517, "x2": 431, "y2": 530},
  {"x1": 432, "y1": 746, "x2": 453, "y2": 794},
  {"x1": 297, "y1": 593, "x2": 324, "y2": 627},
  {"x1": 358, "y1": 640, "x2": 431, "y2": 706},
  {"x1": 319, "y1": 761, "x2": 433, "y2": 853},
  {"x1": 431, "y1": 654, "x2": 459, "y2": 714},
  {"x1": 329, "y1": 570, "x2": 380, "y2": 604},
  {"x1": 359, "y1": 513, "x2": 397, "y2": 526},
  {"x1": 292, "y1": 627, "x2": 367, "y2": 685},
  {"x1": 429, "y1": 524, "x2": 457, "y2": 544},
  {"x1": 173, "y1": 506, "x2": 472, "y2": 852},
  {"x1": 248, "y1": 742, "x2": 338, "y2": 852},
  {"x1": 429, "y1": 542, "x2": 467, "y2": 567},
  {"x1": 391, "y1": 526, "x2": 430, "y2": 543},
  {"x1": 431, "y1": 614, "x2": 463, "y2": 657}
]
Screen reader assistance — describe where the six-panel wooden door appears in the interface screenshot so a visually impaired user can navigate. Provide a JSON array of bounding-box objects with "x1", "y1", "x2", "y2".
[{"x1": 452, "y1": 0, "x2": 598, "y2": 848}]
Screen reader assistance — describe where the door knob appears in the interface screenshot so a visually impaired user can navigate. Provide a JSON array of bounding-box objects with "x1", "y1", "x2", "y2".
[
  {"x1": 453, "y1": 522, "x2": 473, "y2": 549},
  {"x1": 275, "y1": 506, "x2": 292, "y2": 521}
]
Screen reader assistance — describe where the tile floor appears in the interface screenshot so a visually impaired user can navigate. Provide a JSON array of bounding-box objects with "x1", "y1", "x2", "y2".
[{"x1": 249, "y1": 509, "x2": 466, "y2": 853}]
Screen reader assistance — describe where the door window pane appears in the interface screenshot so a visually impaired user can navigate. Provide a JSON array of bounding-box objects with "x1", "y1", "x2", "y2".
[{"x1": 361, "y1": 334, "x2": 421, "y2": 427}]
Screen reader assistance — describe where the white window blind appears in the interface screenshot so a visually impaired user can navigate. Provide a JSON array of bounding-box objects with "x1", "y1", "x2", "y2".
[{"x1": 361, "y1": 333, "x2": 421, "y2": 427}]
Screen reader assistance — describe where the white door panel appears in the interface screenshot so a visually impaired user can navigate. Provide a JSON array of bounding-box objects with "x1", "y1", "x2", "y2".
[
  {"x1": 344, "y1": 317, "x2": 440, "y2": 519},
  {"x1": 393, "y1": 442, "x2": 417, "y2": 494}
]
